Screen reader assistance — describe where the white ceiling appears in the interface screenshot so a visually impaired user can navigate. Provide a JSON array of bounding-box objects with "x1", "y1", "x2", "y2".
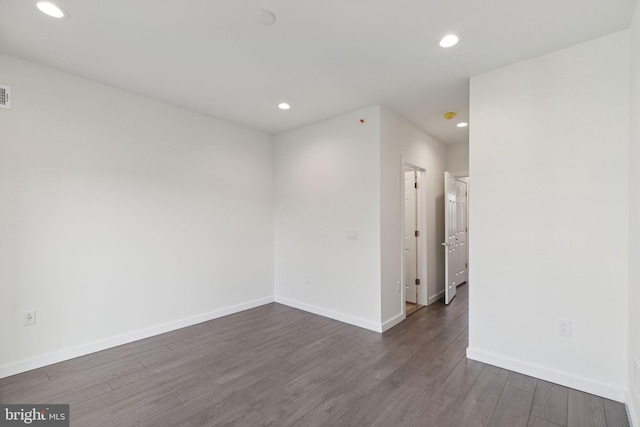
[{"x1": 0, "y1": 0, "x2": 635, "y2": 144}]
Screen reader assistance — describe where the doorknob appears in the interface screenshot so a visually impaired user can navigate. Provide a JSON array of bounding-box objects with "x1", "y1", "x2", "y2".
[{"x1": 442, "y1": 242, "x2": 449, "y2": 247}]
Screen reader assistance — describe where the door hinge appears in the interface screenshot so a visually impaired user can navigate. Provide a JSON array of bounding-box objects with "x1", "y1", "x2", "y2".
[
  {"x1": 465, "y1": 262, "x2": 468, "y2": 268},
  {"x1": 415, "y1": 230, "x2": 420, "y2": 237},
  {"x1": 465, "y1": 227, "x2": 468, "y2": 232},
  {"x1": 414, "y1": 182, "x2": 418, "y2": 189},
  {"x1": 415, "y1": 278, "x2": 421, "y2": 285}
]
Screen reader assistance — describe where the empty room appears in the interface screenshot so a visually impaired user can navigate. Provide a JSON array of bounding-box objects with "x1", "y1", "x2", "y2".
[{"x1": 1, "y1": 0, "x2": 639, "y2": 426}]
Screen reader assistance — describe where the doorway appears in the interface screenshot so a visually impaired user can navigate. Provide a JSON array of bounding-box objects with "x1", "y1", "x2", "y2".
[
  {"x1": 455, "y1": 177, "x2": 469, "y2": 285},
  {"x1": 403, "y1": 165, "x2": 425, "y2": 316},
  {"x1": 444, "y1": 172, "x2": 469, "y2": 305}
]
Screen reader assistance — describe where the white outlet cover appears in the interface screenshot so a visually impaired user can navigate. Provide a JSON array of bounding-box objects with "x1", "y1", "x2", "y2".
[
  {"x1": 558, "y1": 319, "x2": 571, "y2": 337},
  {"x1": 346, "y1": 228, "x2": 359, "y2": 240},
  {"x1": 23, "y1": 309, "x2": 36, "y2": 326}
]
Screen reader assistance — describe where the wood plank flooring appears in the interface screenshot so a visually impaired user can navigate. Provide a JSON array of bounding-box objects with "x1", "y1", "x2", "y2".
[
  {"x1": 405, "y1": 301, "x2": 422, "y2": 316},
  {"x1": 0, "y1": 284, "x2": 630, "y2": 426}
]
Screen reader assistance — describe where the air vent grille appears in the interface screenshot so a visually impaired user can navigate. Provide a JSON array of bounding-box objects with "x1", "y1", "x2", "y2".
[{"x1": 0, "y1": 85, "x2": 12, "y2": 110}]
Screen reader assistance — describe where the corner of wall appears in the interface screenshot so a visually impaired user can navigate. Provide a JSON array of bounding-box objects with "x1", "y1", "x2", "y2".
[
  {"x1": 627, "y1": 392, "x2": 639, "y2": 427},
  {"x1": 469, "y1": 30, "x2": 630, "y2": 401},
  {"x1": 272, "y1": 105, "x2": 383, "y2": 329},
  {"x1": 0, "y1": 54, "x2": 276, "y2": 375},
  {"x1": 445, "y1": 142, "x2": 470, "y2": 174},
  {"x1": 628, "y1": 1, "x2": 640, "y2": 423},
  {"x1": 378, "y1": 107, "x2": 448, "y2": 327}
]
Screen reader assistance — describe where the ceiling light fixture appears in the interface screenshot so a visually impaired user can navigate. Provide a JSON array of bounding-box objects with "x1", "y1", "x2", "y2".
[
  {"x1": 439, "y1": 34, "x2": 459, "y2": 48},
  {"x1": 278, "y1": 102, "x2": 290, "y2": 110},
  {"x1": 36, "y1": 2, "x2": 67, "y2": 18},
  {"x1": 457, "y1": 122, "x2": 468, "y2": 128}
]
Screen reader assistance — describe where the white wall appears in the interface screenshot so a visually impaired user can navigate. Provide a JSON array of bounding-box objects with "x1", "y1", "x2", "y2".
[
  {"x1": 628, "y1": 2, "x2": 640, "y2": 423},
  {"x1": 446, "y1": 142, "x2": 469, "y2": 174},
  {"x1": 0, "y1": 54, "x2": 275, "y2": 377},
  {"x1": 380, "y1": 107, "x2": 447, "y2": 328},
  {"x1": 273, "y1": 106, "x2": 383, "y2": 331},
  {"x1": 468, "y1": 32, "x2": 629, "y2": 401},
  {"x1": 274, "y1": 106, "x2": 448, "y2": 332}
]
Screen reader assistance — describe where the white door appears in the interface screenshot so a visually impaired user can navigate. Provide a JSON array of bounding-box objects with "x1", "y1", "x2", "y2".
[
  {"x1": 404, "y1": 169, "x2": 418, "y2": 304},
  {"x1": 455, "y1": 179, "x2": 468, "y2": 284},
  {"x1": 444, "y1": 172, "x2": 458, "y2": 304}
]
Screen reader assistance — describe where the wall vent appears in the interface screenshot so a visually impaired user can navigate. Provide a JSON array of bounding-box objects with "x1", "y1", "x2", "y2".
[{"x1": 0, "y1": 85, "x2": 11, "y2": 110}]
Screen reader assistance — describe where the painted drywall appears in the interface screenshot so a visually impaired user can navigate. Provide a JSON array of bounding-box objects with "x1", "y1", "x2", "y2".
[
  {"x1": 446, "y1": 142, "x2": 470, "y2": 174},
  {"x1": 628, "y1": 2, "x2": 640, "y2": 424},
  {"x1": 380, "y1": 107, "x2": 447, "y2": 328},
  {"x1": 0, "y1": 54, "x2": 274, "y2": 376},
  {"x1": 468, "y1": 32, "x2": 629, "y2": 401},
  {"x1": 273, "y1": 106, "x2": 383, "y2": 331}
]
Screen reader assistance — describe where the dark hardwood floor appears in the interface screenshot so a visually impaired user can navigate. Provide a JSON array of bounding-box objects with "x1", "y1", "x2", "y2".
[
  {"x1": 405, "y1": 301, "x2": 422, "y2": 316},
  {"x1": 0, "y1": 284, "x2": 630, "y2": 426}
]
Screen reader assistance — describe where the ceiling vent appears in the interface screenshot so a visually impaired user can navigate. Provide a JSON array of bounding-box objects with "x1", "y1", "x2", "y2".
[{"x1": 0, "y1": 85, "x2": 11, "y2": 110}]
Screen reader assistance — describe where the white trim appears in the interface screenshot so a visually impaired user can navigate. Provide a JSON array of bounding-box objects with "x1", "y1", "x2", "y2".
[
  {"x1": 401, "y1": 162, "x2": 430, "y2": 308},
  {"x1": 275, "y1": 296, "x2": 382, "y2": 332},
  {"x1": 627, "y1": 393, "x2": 639, "y2": 427},
  {"x1": 428, "y1": 290, "x2": 444, "y2": 305},
  {"x1": 0, "y1": 296, "x2": 274, "y2": 379},
  {"x1": 382, "y1": 312, "x2": 405, "y2": 332},
  {"x1": 416, "y1": 168, "x2": 428, "y2": 307},
  {"x1": 466, "y1": 347, "x2": 625, "y2": 402}
]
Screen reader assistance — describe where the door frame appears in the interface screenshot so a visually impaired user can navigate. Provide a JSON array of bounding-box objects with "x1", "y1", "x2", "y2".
[
  {"x1": 453, "y1": 172, "x2": 469, "y2": 287},
  {"x1": 444, "y1": 170, "x2": 470, "y2": 305},
  {"x1": 444, "y1": 171, "x2": 458, "y2": 305},
  {"x1": 401, "y1": 163, "x2": 428, "y2": 318}
]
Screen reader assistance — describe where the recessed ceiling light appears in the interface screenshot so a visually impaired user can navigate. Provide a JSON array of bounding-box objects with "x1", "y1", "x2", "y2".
[
  {"x1": 278, "y1": 102, "x2": 290, "y2": 110},
  {"x1": 36, "y1": 2, "x2": 67, "y2": 18},
  {"x1": 439, "y1": 34, "x2": 459, "y2": 48},
  {"x1": 457, "y1": 122, "x2": 468, "y2": 128}
]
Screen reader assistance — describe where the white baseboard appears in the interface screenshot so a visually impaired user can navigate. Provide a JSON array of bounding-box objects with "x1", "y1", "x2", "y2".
[
  {"x1": 382, "y1": 312, "x2": 405, "y2": 332},
  {"x1": 0, "y1": 296, "x2": 274, "y2": 379},
  {"x1": 274, "y1": 296, "x2": 382, "y2": 332},
  {"x1": 627, "y1": 393, "x2": 639, "y2": 427},
  {"x1": 428, "y1": 290, "x2": 444, "y2": 305},
  {"x1": 467, "y1": 347, "x2": 625, "y2": 402}
]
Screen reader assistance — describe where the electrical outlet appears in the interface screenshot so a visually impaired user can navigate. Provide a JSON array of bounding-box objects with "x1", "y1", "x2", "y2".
[
  {"x1": 23, "y1": 309, "x2": 36, "y2": 326},
  {"x1": 346, "y1": 228, "x2": 359, "y2": 240},
  {"x1": 558, "y1": 319, "x2": 571, "y2": 337}
]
